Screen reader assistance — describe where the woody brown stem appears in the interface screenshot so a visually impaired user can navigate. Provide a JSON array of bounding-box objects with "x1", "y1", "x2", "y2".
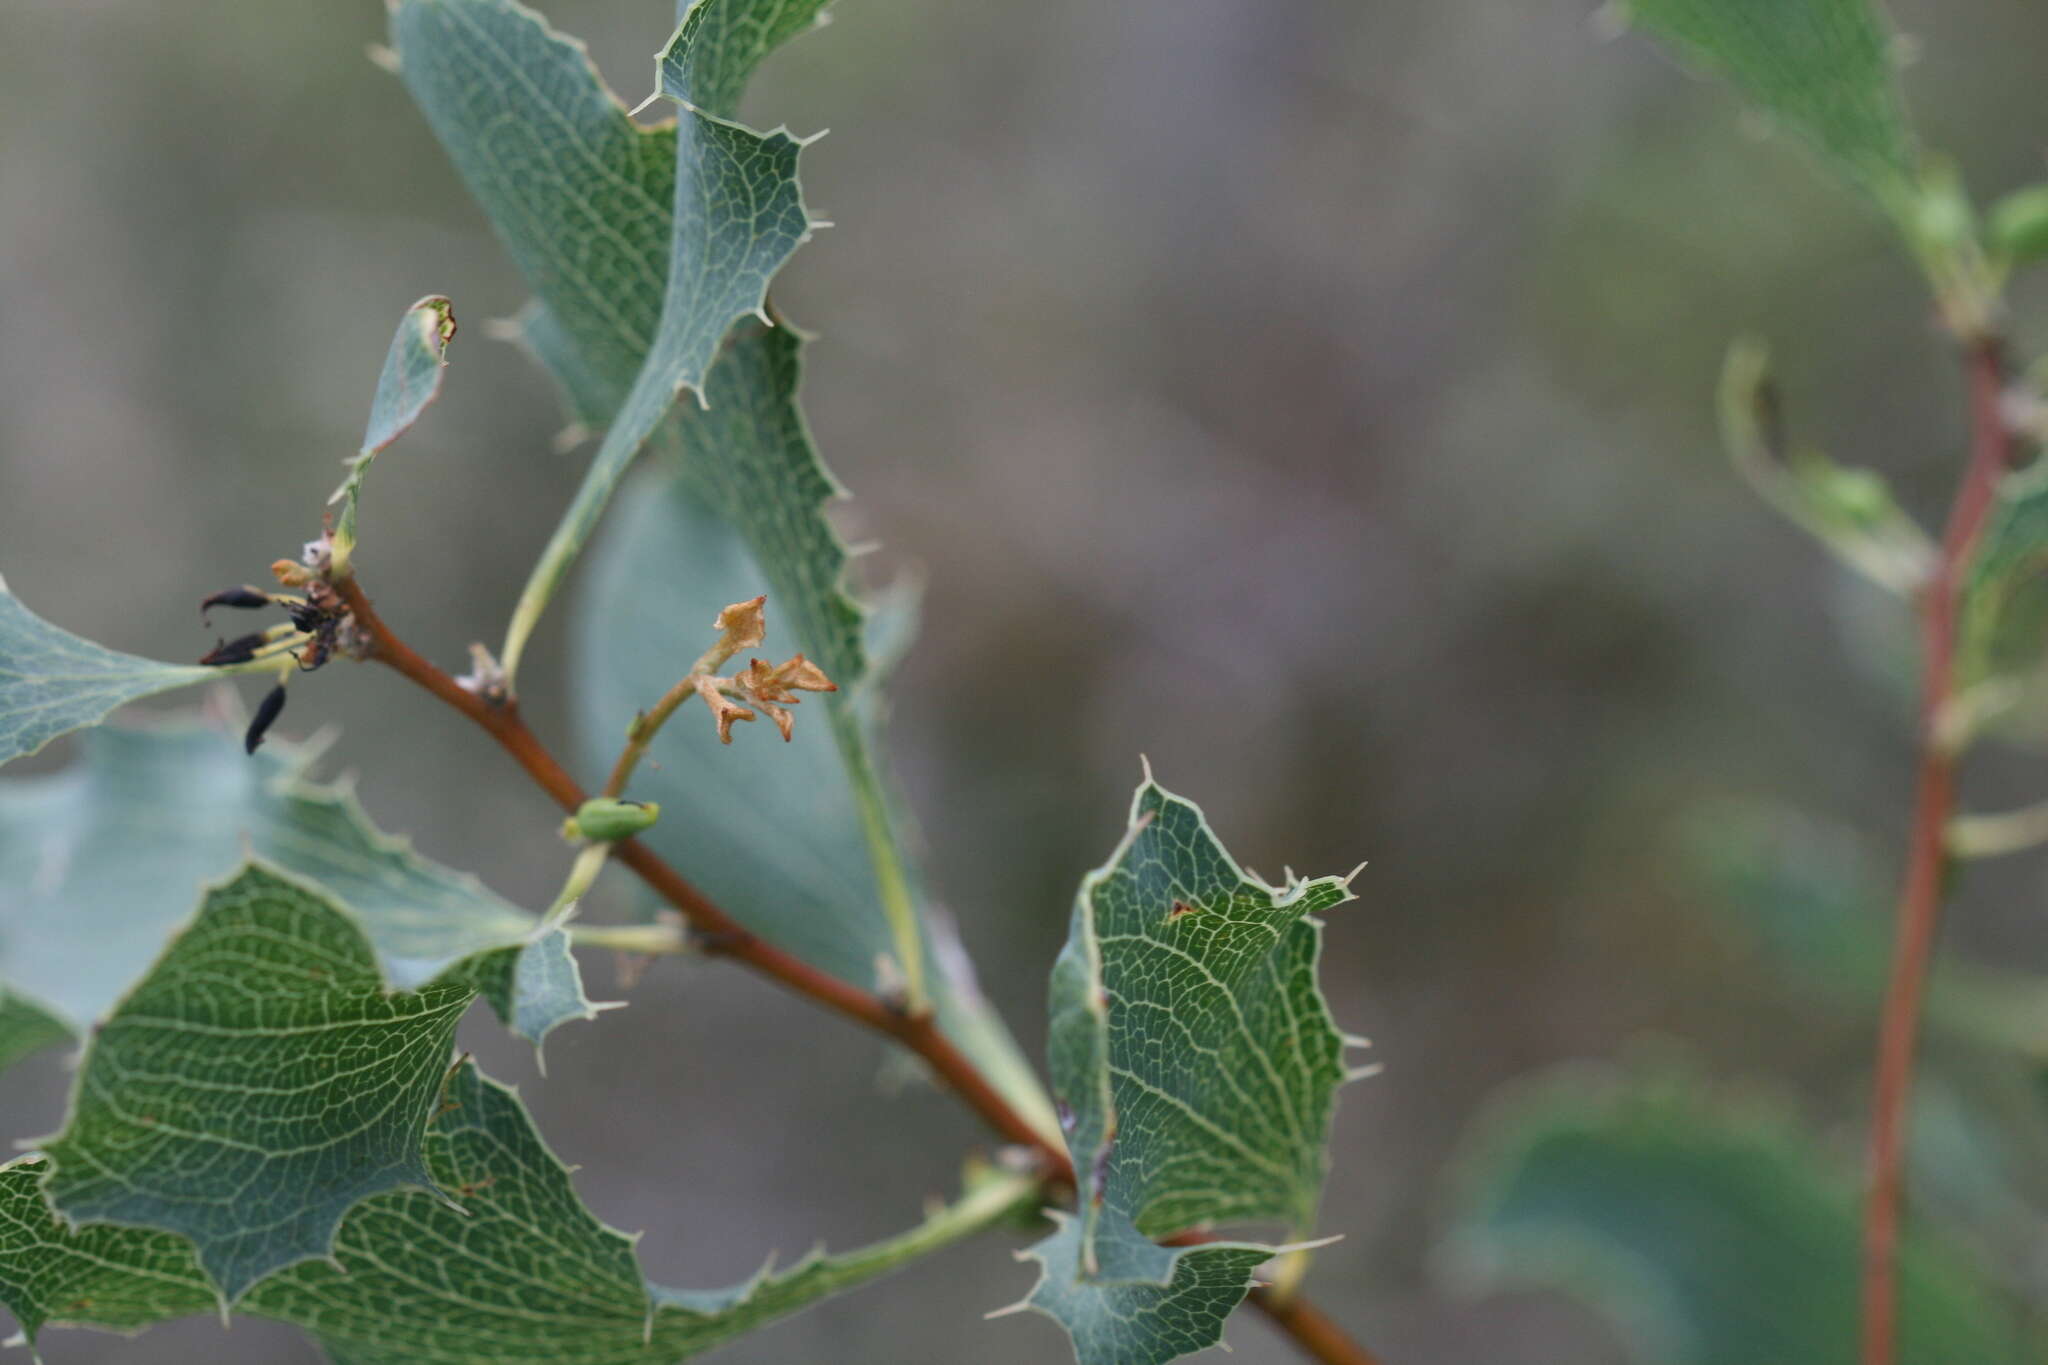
[{"x1": 331, "y1": 571, "x2": 1381, "y2": 1365}]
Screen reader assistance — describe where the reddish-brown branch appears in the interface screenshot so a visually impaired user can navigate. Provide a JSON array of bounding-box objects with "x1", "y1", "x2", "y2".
[
  {"x1": 332, "y1": 574, "x2": 1379, "y2": 1365},
  {"x1": 1860, "y1": 337, "x2": 2010, "y2": 1365},
  {"x1": 333, "y1": 576, "x2": 1059, "y2": 1164},
  {"x1": 1250, "y1": 1290, "x2": 1384, "y2": 1365}
]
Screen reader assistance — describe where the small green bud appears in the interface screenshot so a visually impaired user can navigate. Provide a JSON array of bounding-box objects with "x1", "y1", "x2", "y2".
[
  {"x1": 1990, "y1": 184, "x2": 2048, "y2": 266},
  {"x1": 570, "y1": 797, "x2": 660, "y2": 842},
  {"x1": 1814, "y1": 467, "x2": 1892, "y2": 528}
]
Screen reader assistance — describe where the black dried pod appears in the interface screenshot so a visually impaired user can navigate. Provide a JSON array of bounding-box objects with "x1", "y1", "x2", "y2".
[
  {"x1": 284, "y1": 600, "x2": 326, "y2": 632},
  {"x1": 201, "y1": 632, "x2": 271, "y2": 666},
  {"x1": 201, "y1": 586, "x2": 273, "y2": 619},
  {"x1": 245, "y1": 683, "x2": 288, "y2": 754}
]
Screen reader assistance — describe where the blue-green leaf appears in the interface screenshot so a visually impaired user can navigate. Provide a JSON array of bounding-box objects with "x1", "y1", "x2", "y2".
[
  {"x1": 3, "y1": 1061, "x2": 1037, "y2": 1360},
  {"x1": 390, "y1": 0, "x2": 824, "y2": 683},
  {"x1": 0, "y1": 721, "x2": 594, "y2": 1071},
  {"x1": 331, "y1": 295, "x2": 458, "y2": 573},
  {"x1": 0, "y1": 582, "x2": 211, "y2": 768},
  {"x1": 39, "y1": 863, "x2": 474, "y2": 1302},
  {"x1": 1444, "y1": 1065, "x2": 2030, "y2": 1364},
  {"x1": 1013, "y1": 778, "x2": 1358, "y2": 1365}
]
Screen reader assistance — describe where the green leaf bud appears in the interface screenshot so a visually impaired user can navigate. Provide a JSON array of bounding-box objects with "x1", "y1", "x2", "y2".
[{"x1": 570, "y1": 797, "x2": 660, "y2": 842}]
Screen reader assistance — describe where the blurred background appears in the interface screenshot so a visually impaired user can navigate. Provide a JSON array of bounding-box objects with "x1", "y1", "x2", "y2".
[{"x1": 6, "y1": 0, "x2": 2048, "y2": 1360}]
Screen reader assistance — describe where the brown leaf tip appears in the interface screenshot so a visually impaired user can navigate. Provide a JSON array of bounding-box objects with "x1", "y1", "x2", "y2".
[
  {"x1": 693, "y1": 674, "x2": 756, "y2": 744},
  {"x1": 686, "y1": 597, "x2": 838, "y2": 744},
  {"x1": 713, "y1": 596, "x2": 768, "y2": 655}
]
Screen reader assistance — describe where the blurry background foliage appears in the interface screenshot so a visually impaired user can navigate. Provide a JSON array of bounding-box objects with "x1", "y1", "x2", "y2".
[{"x1": 9, "y1": 0, "x2": 2048, "y2": 1360}]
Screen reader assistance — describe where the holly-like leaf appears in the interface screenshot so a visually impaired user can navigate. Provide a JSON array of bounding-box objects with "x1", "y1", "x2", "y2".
[
  {"x1": 332, "y1": 295, "x2": 458, "y2": 573},
  {"x1": 1613, "y1": 0, "x2": 1916, "y2": 208},
  {"x1": 0, "y1": 721, "x2": 595, "y2": 1073},
  {"x1": 1011, "y1": 778, "x2": 1358, "y2": 1365},
  {"x1": 0, "y1": 1160, "x2": 216, "y2": 1342},
  {"x1": 38, "y1": 862, "x2": 474, "y2": 1302},
  {"x1": 0, "y1": 581, "x2": 212, "y2": 768},
  {"x1": 2, "y1": 1061, "x2": 1038, "y2": 1360},
  {"x1": 390, "y1": 0, "x2": 673, "y2": 424},
  {"x1": 664, "y1": 0, "x2": 829, "y2": 122},
  {"x1": 392, "y1": 0, "x2": 823, "y2": 682},
  {"x1": 1443, "y1": 1065, "x2": 2030, "y2": 1365},
  {"x1": 1017, "y1": 1215, "x2": 1273, "y2": 1365}
]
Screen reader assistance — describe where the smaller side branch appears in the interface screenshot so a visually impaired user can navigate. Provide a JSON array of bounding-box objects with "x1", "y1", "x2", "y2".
[{"x1": 1947, "y1": 799, "x2": 2048, "y2": 859}]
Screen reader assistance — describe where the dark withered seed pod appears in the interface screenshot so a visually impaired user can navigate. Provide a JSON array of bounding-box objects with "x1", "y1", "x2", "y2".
[
  {"x1": 200, "y1": 586, "x2": 273, "y2": 619},
  {"x1": 201, "y1": 632, "x2": 270, "y2": 666},
  {"x1": 245, "y1": 683, "x2": 288, "y2": 754}
]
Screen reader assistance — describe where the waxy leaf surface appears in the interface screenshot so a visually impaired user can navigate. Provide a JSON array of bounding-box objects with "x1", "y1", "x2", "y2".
[
  {"x1": 0, "y1": 722, "x2": 593, "y2": 1074},
  {"x1": 39, "y1": 863, "x2": 474, "y2": 1302},
  {"x1": 1445, "y1": 1067, "x2": 2029, "y2": 1365},
  {"x1": 3, "y1": 1062, "x2": 1035, "y2": 1361},
  {"x1": 0, "y1": 584, "x2": 210, "y2": 768},
  {"x1": 1016, "y1": 779, "x2": 1356, "y2": 1364},
  {"x1": 393, "y1": 0, "x2": 821, "y2": 681}
]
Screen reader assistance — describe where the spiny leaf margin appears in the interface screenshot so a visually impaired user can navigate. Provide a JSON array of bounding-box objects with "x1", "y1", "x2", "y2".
[
  {"x1": 2, "y1": 1062, "x2": 1038, "y2": 1362},
  {"x1": 37, "y1": 862, "x2": 474, "y2": 1304},
  {"x1": 0, "y1": 720, "x2": 595, "y2": 1068},
  {"x1": 1012, "y1": 775, "x2": 1358, "y2": 1365}
]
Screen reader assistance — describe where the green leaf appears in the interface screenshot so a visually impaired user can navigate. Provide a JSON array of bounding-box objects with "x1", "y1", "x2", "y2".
[
  {"x1": 390, "y1": 0, "x2": 673, "y2": 424},
  {"x1": 331, "y1": 295, "x2": 458, "y2": 575},
  {"x1": 1614, "y1": 0, "x2": 1915, "y2": 208},
  {"x1": 1962, "y1": 459, "x2": 2048, "y2": 685},
  {"x1": 1443, "y1": 1065, "x2": 2029, "y2": 1365},
  {"x1": 0, "y1": 1160, "x2": 217, "y2": 1342},
  {"x1": 1717, "y1": 340, "x2": 1933, "y2": 597},
  {"x1": 2, "y1": 1061, "x2": 1039, "y2": 1360},
  {"x1": 1674, "y1": 799, "x2": 2048, "y2": 1056},
  {"x1": 1016, "y1": 1216, "x2": 1273, "y2": 1365},
  {"x1": 1013, "y1": 778, "x2": 1358, "y2": 1365},
  {"x1": 390, "y1": 0, "x2": 823, "y2": 683},
  {"x1": 0, "y1": 581, "x2": 212, "y2": 768},
  {"x1": 435, "y1": 922, "x2": 601, "y2": 1060},
  {"x1": 39, "y1": 862, "x2": 475, "y2": 1302},
  {"x1": 0, "y1": 721, "x2": 594, "y2": 1068},
  {"x1": 0, "y1": 994, "x2": 68, "y2": 1076},
  {"x1": 664, "y1": 0, "x2": 830, "y2": 122}
]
